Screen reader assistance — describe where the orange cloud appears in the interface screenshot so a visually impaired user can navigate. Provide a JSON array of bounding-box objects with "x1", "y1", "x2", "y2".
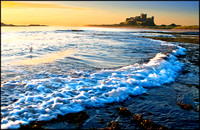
[{"x1": 1, "y1": 1, "x2": 94, "y2": 11}]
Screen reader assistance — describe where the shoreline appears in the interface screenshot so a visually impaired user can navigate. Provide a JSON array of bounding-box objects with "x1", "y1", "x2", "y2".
[
  {"x1": 85, "y1": 25, "x2": 199, "y2": 32},
  {"x1": 140, "y1": 36, "x2": 199, "y2": 44}
]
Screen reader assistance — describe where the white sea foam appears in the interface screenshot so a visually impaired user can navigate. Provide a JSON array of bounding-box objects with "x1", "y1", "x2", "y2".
[{"x1": 1, "y1": 43, "x2": 186, "y2": 129}]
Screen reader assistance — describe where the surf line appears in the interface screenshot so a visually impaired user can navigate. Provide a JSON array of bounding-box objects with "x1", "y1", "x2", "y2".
[{"x1": 12, "y1": 49, "x2": 76, "y2": 65}]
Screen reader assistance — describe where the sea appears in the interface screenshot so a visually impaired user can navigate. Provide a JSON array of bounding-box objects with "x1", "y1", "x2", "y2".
[{"x1": 1, "y1": 26, "x2": 188, "y2": 129}]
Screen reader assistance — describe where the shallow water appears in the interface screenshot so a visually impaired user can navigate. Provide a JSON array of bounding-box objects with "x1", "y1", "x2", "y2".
[{"x1": 1, "y1": 26, "x2": 189, "y2": 129}]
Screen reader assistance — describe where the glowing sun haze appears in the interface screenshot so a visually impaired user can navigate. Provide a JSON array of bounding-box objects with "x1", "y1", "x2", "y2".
[{"x1": 2, "y1": 1, "x2": 199, "y2": 26}]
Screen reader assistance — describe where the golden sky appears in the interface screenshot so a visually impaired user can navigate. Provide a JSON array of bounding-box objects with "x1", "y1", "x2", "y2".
[
  {"x1": 2, "y1": 1, "x2": 121, "y2": 26},
  {"x1": 2, "y1": 1, "x2": 199, "y2": 26}
]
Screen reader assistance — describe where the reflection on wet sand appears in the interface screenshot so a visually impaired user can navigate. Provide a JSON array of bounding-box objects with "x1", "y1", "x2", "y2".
[{"x1": 12, "y1": 49, "x2": 76, "y2": 65}]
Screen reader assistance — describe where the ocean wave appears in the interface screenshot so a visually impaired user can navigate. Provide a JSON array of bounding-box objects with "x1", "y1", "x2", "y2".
[{"x1": 1, "y1": 44, "x2": 186, "y2": 129}]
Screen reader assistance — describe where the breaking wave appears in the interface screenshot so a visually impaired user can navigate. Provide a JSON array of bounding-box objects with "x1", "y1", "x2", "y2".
[{"x1": 1, "y1": 44, "x2": 186, "y2": 129}]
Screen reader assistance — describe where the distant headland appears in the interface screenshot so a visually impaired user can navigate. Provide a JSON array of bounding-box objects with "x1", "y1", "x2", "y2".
[
  {"x1": 87, "y1": 13, "x2": 199, "y2": 30},
  {"x1": 1, "y1": 22, "x2": 48, "y2": 27}
]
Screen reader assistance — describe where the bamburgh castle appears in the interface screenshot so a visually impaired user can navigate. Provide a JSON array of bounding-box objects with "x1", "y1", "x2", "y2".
[{"x1": 121, "y1": 13, "x2": 156, "y2": 26}]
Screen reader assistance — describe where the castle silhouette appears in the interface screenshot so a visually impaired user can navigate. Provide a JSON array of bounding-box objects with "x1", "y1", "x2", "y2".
[{"x1": 121, "y1": 13, "x2": 156, "y2": 26}]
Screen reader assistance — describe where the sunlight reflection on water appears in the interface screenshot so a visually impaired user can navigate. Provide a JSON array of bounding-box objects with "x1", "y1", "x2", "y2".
[{"x1": 11, "y1": 49, "x2": 76, "y2": 65}]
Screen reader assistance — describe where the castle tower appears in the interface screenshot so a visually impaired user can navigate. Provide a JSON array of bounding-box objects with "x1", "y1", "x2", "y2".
[
  {"x1": 140, "y1": 13, "x2": 147, "y2": 20},
  {"x1": 151, "y1": 16, "x2": 154, "y2": 22}
]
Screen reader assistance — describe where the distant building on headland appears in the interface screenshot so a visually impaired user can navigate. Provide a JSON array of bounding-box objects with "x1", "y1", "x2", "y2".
[{"x1": 121, "y1": 13, "x2": 156, "y2": 26}]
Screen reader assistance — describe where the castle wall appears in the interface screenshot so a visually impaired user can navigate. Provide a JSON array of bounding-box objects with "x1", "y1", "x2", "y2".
[
  {"x1": 125, "y1": 13, "x2": 155, "y2": 26},
  {"x1": 140, "y1": 14, "x2": 147, "y2": 20}
]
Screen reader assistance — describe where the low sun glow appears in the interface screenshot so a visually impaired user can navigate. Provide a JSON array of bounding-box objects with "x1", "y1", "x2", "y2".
[{"x1": 1, "y1": 1, "x2": 199, "y2": 26}]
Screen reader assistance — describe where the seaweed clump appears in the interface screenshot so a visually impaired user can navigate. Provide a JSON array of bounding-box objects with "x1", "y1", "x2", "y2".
[
  {"x1": 177, "y1": 103, "x2": 193, "y2": 110},
  {"x1": 117, "y1": 107, "x2": 132, "y2": 117},
  {"x1": 130, "y1": 114, "x2": 168, "y2": 130},
  {"x1": 19, "y1": 111, "x2": 89, "y2": 129},
  {"x1": 106, "y1": 121, "x2": 120, "y2": 130},
  {"x1": 98, "y1": 121, "x2": 120, "y2": 130},
  {"x1": 19, "y1": 121, "x2": 46, "y2": 129}
]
